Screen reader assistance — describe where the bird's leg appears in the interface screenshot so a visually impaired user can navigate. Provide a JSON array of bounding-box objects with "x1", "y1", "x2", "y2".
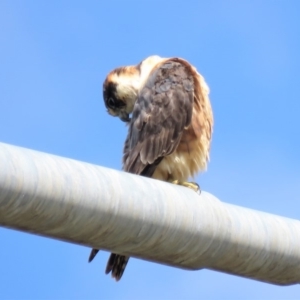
[{"x1": 171, "y1": 180, "x2": 201, "y2": 195}]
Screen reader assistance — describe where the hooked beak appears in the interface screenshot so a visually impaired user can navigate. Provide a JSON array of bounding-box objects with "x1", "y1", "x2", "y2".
[
  {"x1": 120, "y1": 112, "x2": 131, "y2": 123},
  {"x1": 107, "y1": 108, "x2": 131, "y2": 123}
]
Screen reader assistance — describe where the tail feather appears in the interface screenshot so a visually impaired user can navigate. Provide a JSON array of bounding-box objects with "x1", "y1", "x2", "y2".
[
  {"x1": 88, "y1": 248, "x2": 100, "y2": 263},
  {"x1": 105, "y1": 253, "x2": 130, "y2": 281},
  {"x1": 105, "y1": 253, "x2": 117, "y2": 274},
  {"x1": 88, "y1": 249, "x2": 129, "y2": 281}
]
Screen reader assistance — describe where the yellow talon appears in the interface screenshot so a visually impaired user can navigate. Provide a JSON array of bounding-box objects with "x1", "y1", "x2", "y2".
[{"x1": 171, "y1": 180, "x2": 201, "y2": 194}]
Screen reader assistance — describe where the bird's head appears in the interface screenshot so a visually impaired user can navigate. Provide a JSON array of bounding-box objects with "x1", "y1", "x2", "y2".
[
  {"x1": 103, "y1": 66, "x2": 140, "y2": 122},
  {"x1": 103, "y1": 55, "x2": 164, "y2": 123}
]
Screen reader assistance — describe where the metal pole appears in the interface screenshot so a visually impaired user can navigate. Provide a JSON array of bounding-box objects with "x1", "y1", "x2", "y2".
[{"x1": 0, "y1": 142, "x2": 299, "y2": 286}]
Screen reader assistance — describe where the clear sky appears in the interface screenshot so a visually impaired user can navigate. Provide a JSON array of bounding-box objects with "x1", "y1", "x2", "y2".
[{"x1": 1, "y1": 0, "x2": 300, "y2": 299}]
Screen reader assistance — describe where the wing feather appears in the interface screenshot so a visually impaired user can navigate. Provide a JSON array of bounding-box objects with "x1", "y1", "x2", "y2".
[{"x1": 122, "y1": 60, "x2": 194, "y2": 176}]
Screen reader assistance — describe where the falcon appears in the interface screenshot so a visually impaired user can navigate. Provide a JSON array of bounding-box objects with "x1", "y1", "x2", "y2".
[{"x1": 89, "y1": 55, "x2": 213, "y2": 281}]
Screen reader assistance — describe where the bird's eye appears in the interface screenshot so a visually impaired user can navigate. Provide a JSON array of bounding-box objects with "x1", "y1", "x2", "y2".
[{"x1": 107, "y1": 98, "x2": 115, "y2": 108}]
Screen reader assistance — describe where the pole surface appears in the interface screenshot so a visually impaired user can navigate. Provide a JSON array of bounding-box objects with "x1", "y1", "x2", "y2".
[{"x1": 0, "y1": 142, "x2": 299, "y2": 285}]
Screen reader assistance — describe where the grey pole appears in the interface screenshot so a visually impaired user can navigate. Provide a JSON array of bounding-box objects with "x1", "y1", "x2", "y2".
[{"x1": 0, "y1": 142, "x2": 299, "y2": 285}]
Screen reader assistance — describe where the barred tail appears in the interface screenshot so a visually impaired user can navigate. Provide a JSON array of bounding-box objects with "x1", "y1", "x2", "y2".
[{"x1": 105, "y1": 253, "x2": 130, "y2": 281}]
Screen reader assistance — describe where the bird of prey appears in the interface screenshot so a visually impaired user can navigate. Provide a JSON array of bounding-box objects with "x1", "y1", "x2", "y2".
[{"x1": 89, "y1": 55, "x2": 213, "y2": 281}]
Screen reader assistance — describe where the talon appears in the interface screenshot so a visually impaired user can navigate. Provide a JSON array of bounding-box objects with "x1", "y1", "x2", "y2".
[
  {"x1": 171, "y1": 180, "x2": 201, "y2": 194},
  {"x1": 188, "y1": 182, "x2": 201, "y2": 195}
]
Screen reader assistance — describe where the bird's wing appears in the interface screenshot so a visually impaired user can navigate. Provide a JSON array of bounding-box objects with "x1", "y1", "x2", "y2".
[{"x1": 123, "y1": 59, "x2": 194, "y2": 176}]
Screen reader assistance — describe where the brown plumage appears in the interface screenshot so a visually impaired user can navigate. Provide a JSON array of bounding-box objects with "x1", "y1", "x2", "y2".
[{"x1": 89, "y1": 55, "x2": 213, "y2": 281}]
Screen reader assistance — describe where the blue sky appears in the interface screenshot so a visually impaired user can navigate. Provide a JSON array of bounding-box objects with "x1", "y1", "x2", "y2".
[{"x1": 1, "y1": 0, "x2": 300, "y2": 299}]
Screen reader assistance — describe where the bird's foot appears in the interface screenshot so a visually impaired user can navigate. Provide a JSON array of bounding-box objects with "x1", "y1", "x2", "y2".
[{"x1": 171, "y1": 180, "x2": 201, "y2": 195}]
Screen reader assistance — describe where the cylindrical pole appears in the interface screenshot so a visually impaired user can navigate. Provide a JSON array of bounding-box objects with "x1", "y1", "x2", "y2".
[{"x1": 0, "y1": 142, "x2": 299, "y2": 285}]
